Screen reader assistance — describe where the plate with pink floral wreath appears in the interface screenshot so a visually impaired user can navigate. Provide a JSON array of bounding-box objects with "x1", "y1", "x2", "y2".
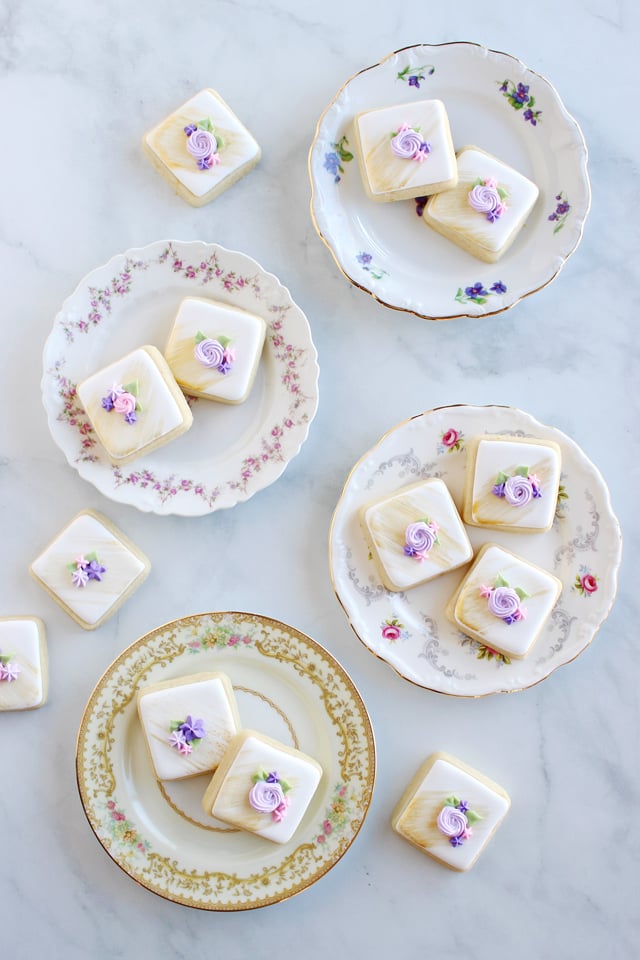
[
  {"x1": 76, "y1": 612, "x2": 375, "y2": 910},
  {"x1": 42, "y1": 240, "x2": 319, "y2": 516},
  {"x1": 309, "y1": 42, "x2": 590, "y2": 320},
  {"x1": 329, "y1": 405, "x2": 621, "y2": 696}
]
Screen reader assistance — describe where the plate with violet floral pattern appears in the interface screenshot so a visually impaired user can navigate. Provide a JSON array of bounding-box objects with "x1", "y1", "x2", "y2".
[
  {"x1": 309, "y1": 42, "x2": 590, "y2": 320},
  {"x1": 42, "y1": 240, "x2": 319, "y2": 516},
  {"x1": 329, "y1": 405, "x2": 621, "y2": 696},
  {"x1": 76, "y1": 612, "x2": 375, "y2": 910}
]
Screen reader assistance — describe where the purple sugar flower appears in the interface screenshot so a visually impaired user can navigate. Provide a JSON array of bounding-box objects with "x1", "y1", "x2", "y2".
[
  {"x1": 450, "y1": 835, "x2": 465, "y2": 847},
  {"x1": 217, "y1": 359, "x2": 232, "y2": 375},
  {"x1": 266, "y1": 771, "x2": 280, "y2": 783},
  {"x1": 493, "y1": 482, "x2": 506, "y2": 498},
  {"x1": 101, "y1": 395, "x2": 115, "y2": 412},
  {"x1": 184, "y1": 123, "x2": 198, "y2": 135},
  {"x1": 178, "y1": 716, "x2": 206, "y2": 742},
  {"x1": 124, "y1": 411, "x2": 137, "y2": 424},
  {"x1": 457, "y1": 800, "x2": 470, "y2": 813},
  {"x1": 503, "y1": 614, "x2": 518, "y2": 625},
  {"x1": 86, "y1": 559, "x2": 106, "y2": 581},
  {"x1": 490, "y1": 281, "x2": 507, "y2": 294}
]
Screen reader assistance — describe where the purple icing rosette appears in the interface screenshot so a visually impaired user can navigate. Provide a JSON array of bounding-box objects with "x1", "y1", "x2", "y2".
[
  {"x1": 404, "y1": 520, "x2": 438, "y2": 559},
  {"x1": 468, "y1": 178, "x2": 507, "y2": 222},
  {"x1": 390, "y1": 124, "x2": 430, "y2": 162},
  {"x1": 503, "y1": 475, "x2": 534, "y2": 506},
  {"x1": 487, "y1": 586, "x2": 521, "y2": 621},
  {"x1": 437, "y1": 805, "x2": 468, "y2": 838},
  {"x1": 249, "y1": 779, "x2": 286, "y2": 814},
  {"x1": 195, "y1": 337, "x2": 226, "y2": 369}
]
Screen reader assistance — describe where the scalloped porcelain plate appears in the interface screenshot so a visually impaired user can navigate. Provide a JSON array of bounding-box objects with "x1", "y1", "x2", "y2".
[
  {"x1": 329, "y1": 406, "x2": 621, "y2": 696},
  {"x1": 76, "y1": 612, "x2": 375, "y2": 910},
  {"x1": 310, "y1": 42, "x2": 590, "y2": 320},
  {"x1": 42, "y1": 241, "x2": 319, "y2": 515}
]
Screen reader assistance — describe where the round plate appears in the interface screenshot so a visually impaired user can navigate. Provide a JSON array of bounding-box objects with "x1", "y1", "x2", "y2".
[
  {"x1": 42, "y1": 240, "x2": 319, "y2": 516},
  {"x1": 76, "y1": 612, "x2": 376, "y2": 910},
  {"x1": 309, "y1": 42, "x2": 590, "y2": 320},
  {"x1": 329, "y1": 405, "x2": 621, "y2": 696}
]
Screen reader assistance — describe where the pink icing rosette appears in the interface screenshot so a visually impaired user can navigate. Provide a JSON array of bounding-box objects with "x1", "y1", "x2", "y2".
[
  {"x1": 487, "y1": 586, "x2": 521, "y2": 620},
  {"x1": 503, "y1": 475, "x2": 534, "y2": 506},
  {"x1": 249, "y1": 779, "x2": 285, "y2": 814},
  {"x1": 112, "y1": 391, "x2": 137, "y2": 416},
  {"x1": 437, "y1": 805, "x2": 468, "y2": 838}
]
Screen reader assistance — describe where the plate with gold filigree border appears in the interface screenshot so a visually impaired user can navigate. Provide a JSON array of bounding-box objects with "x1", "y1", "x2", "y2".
[
  {"x1": 329, "y1": 405, "x2": 621, "y2": 696},
  {"x1": 76, "y1": 612, "x2": 375, "y2": 910},
  {"x1": 309, "y1": 42, "x2": 590, "y2": 320},
  {"x1": 42, "y1": 240, "x2": 319, "y2": 516}
]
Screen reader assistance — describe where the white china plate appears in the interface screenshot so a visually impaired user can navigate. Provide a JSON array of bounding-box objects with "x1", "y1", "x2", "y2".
[
  {"x1": 329, "y1": 405, "x2": 621, "y2": 696},
  {"x1": 310, "y1": 42, "x2": 590, "y2": 320},
  {"x1": 76, "y1": 612, "x2": 375, "y2": 910},
  {"x1": 42, "y1": 240, "x2": 319, "y2": 516}
]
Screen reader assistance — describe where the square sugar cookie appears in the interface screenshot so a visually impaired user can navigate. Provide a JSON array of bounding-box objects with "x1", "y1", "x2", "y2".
[
  {"x1": 137, "y1": 672, "x2": 240, "y2": 782},
  {"x1": 143, "y1": 88, "x2": 261, "y2": 207},
  {"x1": 392, "y1": 751, "x2": 510, "y2": 871},
  {"x1": 360, "y1": 478, "x2": 473, "y2": 592},
  {"x1": 30, "y1": 510, "x2": 150, "y2": 630},
  {"x1": 202, "y1": 730, "x2": 323, "y2": 844},
  {"x1": 353, "y1": 99, "x2": 457, "y2": 201},
  {"x1": 77, "y1": 345, "x2": 193, "y2": 465},
  {"x1": 445, "y1": 543, "x2": 562, "y2": 660},
  {"x1": 422, "y1": 145, "x2": 539, "y2": 262},
  {"x1": 462, "y1": 434, "x2": 562, "y2": 533},
  {"x1": 164, "y1": 297, "x2": 266, "y2": 403},
  {"x1": 0, "y1": 617, "x2": 48, "y2": 711}
]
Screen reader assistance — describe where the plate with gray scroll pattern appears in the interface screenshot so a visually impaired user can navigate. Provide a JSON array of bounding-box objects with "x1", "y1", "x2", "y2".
[
  {"x1": 310, "y1": 42, "x2": 590, "y2": 320},
  {"x1": 329, "y1": 405, "x2": 621, "y2": 696}
]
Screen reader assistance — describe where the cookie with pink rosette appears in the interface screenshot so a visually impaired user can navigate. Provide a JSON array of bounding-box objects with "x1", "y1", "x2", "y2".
[{"x1": 202, "y1": 730, "x2": 322, "y2": 844}]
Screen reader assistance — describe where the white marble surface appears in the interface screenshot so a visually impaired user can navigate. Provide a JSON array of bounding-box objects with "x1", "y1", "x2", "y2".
[{"x1": 0, "y1": 0, "x2": 638, "y2": 956}]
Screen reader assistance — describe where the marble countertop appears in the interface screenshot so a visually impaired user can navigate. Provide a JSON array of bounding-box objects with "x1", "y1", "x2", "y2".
[{"x1": 1, "y1": 0, "x2": 638, "y2": 957}]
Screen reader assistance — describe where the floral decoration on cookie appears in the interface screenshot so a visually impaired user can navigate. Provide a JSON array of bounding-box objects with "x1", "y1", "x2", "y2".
[
  {"x1": 390, "y1": 124, "x2": 431, "y2": 163},
  {"x1": 184, "y1": 118, "x2": 223, "y2": 170},
  {"x1": 168, "y1": 715, "x2": 206, "y2": 754},
  {"x1": 468, "y1": 177, "x2": 509, "y2": 222},
  {"x1": 67, "y1": 552, "x2": 106, "y2": 588},
  {"x1": 101, "y1": 381, "x2": 141, "y2": 424},
  {"x1": 404, "y1": 517, "x2": 439, "y2": 561},
  {"x1": 480, "y1": 575, "x2": 529, "y2": 625},
  {"x1": 0, "y1": 650, "x2": 21, "y2": 682},
  {"x1": 193, "y1": 331, "x2": 235, "y2": 374},
  {"x1": 437, "y1": 795, "x2": 482, "y2": 847},
  {"x1": 492, "y1": 465, "x2": 541, "y2": 505},
  {"x1": 249, "y1": 769, "x2": 291, "y2": 822}
]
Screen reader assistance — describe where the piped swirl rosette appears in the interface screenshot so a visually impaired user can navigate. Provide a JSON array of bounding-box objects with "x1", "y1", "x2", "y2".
[
  {"x1": 468, "y1": 176, "x2": 508, "y2": 222},
  {"x1": 480, "y1": 577, "x2": 528, "y2": 625},
  {"x1": 390, "y1": 124, "x2": 431, "y2": 163},
  {"x1": 249, "y1": 770, "x2": 290, "y2": 822},
  {"x1": 404, "y1": 518, "x2": 439, "y2": 561},
  {"x1": 492, "y1": 467, "x2": 541, "y2": 505},
  {"x1": 184, "y1": 120, "x2": 221, "y2": 170},
  {"x1": 100, "y1": 382, "x2": 140, "y2": 424},
  {"x1": 436, "y1": 797, "x2": 478, "y2": 847},
  {"x1": 194, "y1": 332, "x2": 235, "y2": 374}
]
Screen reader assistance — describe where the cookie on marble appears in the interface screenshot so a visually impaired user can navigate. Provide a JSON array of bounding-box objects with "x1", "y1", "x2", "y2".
[
  {"x1": 77, "y1": 345, "x2": 193, "y2": 465},
  {"x1": 353, "y1": 99, "x2": 457, "y2": 202},
  {"x1": 359, "y1": 478, "x2": 473, "y2": 592},
  {"x1": 462, "y1": 434, "x2": 562, "y2": 533},
  {"x1": 445, "y1": 542, "x2": 562, "y2": 660},
  {"x1": 422, "y1": 145, "x2": 539, "y2": 262},
  {"x1": 201, "y1": 730, "x2": 323, "y2": 844},
  {"x1": 29, "y1": 509, "x2": 150, "y2": 631},
  {"x1": 137, "y1": 672, "x2": 240, "y2": 782},
  {"x1": 392, "y1": 751, "x2": 510, "y2": 871},
  {"x1": 143, "y1": 88, "x2": 261, "y2": 207},
  {"x1": 0, "y1": 617, "x2": 48, "y2": 712},
  {"x1": 164, "y1": 297, "x2": 266, "y2": 404}
]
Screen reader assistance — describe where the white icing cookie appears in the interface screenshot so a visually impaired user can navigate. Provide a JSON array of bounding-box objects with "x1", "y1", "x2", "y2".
[
  {"x1": 353, "y1": 99, "x2": 457, "y2": 202},
  {"x1": 30, "y1": 510, "x2": 150, "y2": 630},
  {"x1": 77, "y1": 345, "x2": 193, "y2": 465},
  {"x1": 422, "y1": 145, "x2": 539, "y2": 262},
  {"x1": 137, "y1": 673, "x2": 240, "y2": 781},
  {"x1": 0, "y1": 617, "x2": 48, "y2": 711},
  {"x1": 164, "y1": 297, "x2": 266, "y2": 404},
  {"x1": 392, "y1": 751, "x2": 510, "y2": 872},
  {"x1": 143, "y1": 88, "x2": 261, "y2": 207},
  {"x1": 202, "y1": 730, "x2": 323, "y2": 844},
  {"x1": 360, "y1": 478, "x2": 473, "y2": 592},
  {"x1": 462, "y1": 434, "x2": 562, "y2": 532},
  {"x1": 445, "y1": 542, "x2": 562, "y2": 659}
]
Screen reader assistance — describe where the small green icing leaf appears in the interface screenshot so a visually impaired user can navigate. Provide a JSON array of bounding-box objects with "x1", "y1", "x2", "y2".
[
  {"x1": 0, "y1": 654, "x2": 12, "y2": 665},
  {"x1": 194, "y1": 330, "x2": 206, "y2": 343},
  {"x1": 466, "y1": 810, "x2": 482, "y2": 825},
  {"x1": 135, "y1": 401, "x2": 143, "y2": 413},
  {"x1": 495, "y1": 574, "x2": 509, "y2": 588},
  {"x1": 214, "y1": 134, "x2": 224, "y2": 150},
  {"x1": 444, "y1": 795, "x2": 460, "y2": 808},
  {"x1": 253, "y1": 768, "x2": 268, "y2": 783},
  {"x1": 514, "y1": 465, "x2": 529, "y2": 477},
  {"x1": 515, "y1": 587, "x2": 530, "y2": 600},
  {"x1": 496, "y1": 471, "x2": 509, "y2": 484},
  {"x1": 85, "y1": 551, "x2": 98, "y2": 563},
  {"x1": 472, "y1": 177, "x2": 484, "y2": 188},
  {"x1": 198, "y1": 117, "x2": 214, "y2": 132},
  {"x1": 66, "y1": 561, "x2": 78, "y2": 573},
  {"x1": 169, "y1": 720, "x2": 181, "y2": 732},
  {"x1": 497, "y1": 187, "x2": 509, "y2": 201},
  {"x1": 279, "y1": 779, "x2": 291, "y2": 794},
  {"x1": 123, "y1": 380, "x2": 139, "y2": 397},
  {"x1": 217, "y1": 335, "x2": 231, "y2": 349}
]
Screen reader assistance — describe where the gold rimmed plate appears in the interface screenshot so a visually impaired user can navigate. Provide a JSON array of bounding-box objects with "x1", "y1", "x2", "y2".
[
  {"x1": 309, "y1": 42, "x2": 590, "y2": 320},
  {"x1": 329, "y1": 405, "x2": 621, "y2": 695},
  {"x1": 76, "y1": 612, "x2": 376, "y2": 909}
]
